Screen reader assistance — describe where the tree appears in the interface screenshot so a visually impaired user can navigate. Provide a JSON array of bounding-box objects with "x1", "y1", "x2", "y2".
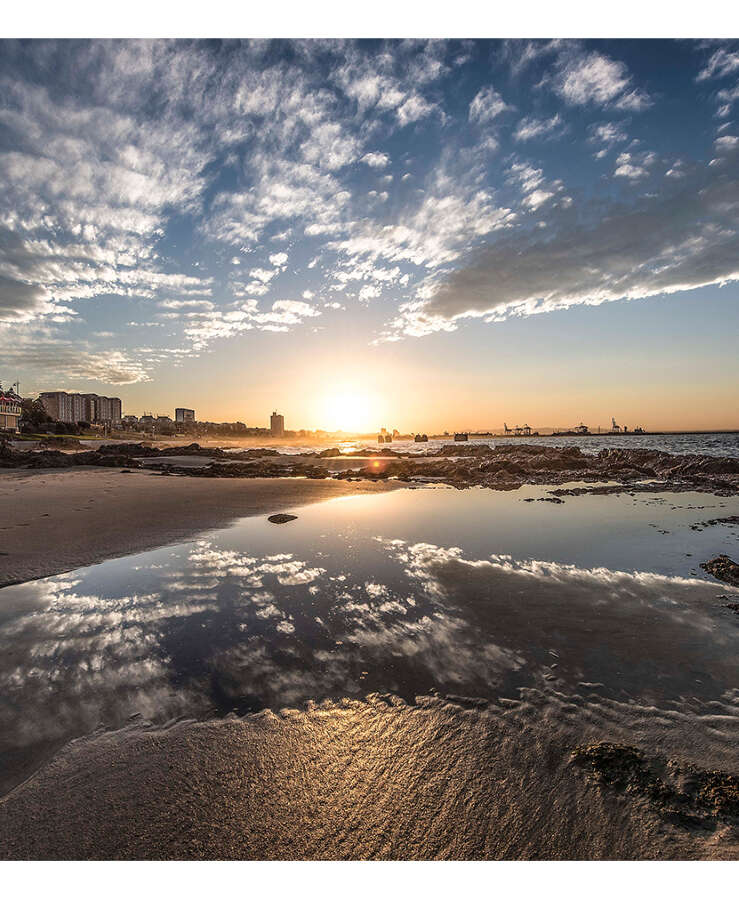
[{"x1": 19, "y1": 399, "x2": 53, "y2": 433}]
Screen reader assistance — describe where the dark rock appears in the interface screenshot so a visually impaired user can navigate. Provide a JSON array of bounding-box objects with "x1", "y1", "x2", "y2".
[
  {"x1": 571, "y1": 741, "x2": 739, "y2": 828},
  {"x1": 700, "y1": 555, "x2": 739, "y2": 587},
  {"x1": 267, "y1": 513, "x2": 298, "y2": 524}
]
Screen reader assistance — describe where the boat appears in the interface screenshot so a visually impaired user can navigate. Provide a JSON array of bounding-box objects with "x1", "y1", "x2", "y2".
[
  {"x1": 454, "y1": 433, "x2": 468, "y2": 441},
  {"x1": 414, "y1": 433, "x2": 428, "y2": 442}
]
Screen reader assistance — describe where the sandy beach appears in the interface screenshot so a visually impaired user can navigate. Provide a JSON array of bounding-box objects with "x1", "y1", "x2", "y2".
[
  {"x1": 2, "y1": 692, "x2": 737, "y2": 860},
  {"x1": 0, "y1": 467, "x2": 396, "y2": 587}
]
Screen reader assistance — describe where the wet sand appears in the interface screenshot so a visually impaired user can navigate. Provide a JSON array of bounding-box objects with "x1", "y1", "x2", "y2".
[
  {"x1": 0, "y1": 468, "x2": 397, "y2": 587},
  {"x1": 1, "y1": 692, "x2": 737, "y2": 860}
]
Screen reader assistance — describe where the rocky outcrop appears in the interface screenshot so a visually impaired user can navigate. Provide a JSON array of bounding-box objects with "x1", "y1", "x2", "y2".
[
  {"x1": 2, "y1": 440, "x2": 738, "y2": 496},
  {"x1": 700, "y1": 555, "x2": 739, "y2": 587},
  {"x1": 571, "y1": 741, "x2": 739, "y2": 829}
]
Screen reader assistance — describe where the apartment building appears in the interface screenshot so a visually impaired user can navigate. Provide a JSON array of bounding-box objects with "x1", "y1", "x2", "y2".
[{"x1": 39, "y1": 391, "x2": 122, "y2": 424}]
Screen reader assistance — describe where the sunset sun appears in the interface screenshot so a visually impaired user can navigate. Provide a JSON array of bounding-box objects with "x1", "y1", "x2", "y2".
[{"x1": 321, "y1": 388, "x2": 380, "y2": 433}]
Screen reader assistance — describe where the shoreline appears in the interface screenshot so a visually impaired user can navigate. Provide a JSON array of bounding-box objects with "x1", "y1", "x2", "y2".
[{"x1": 0, "y1": 468, "x2": 397, "y2": 587}]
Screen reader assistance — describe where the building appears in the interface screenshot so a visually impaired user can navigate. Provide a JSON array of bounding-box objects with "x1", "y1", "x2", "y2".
[
  {"x1": 270, "y1": 410, "x2": 285, "y2": 437},
  {"x1": 39, "y1": 391, "x2": 122, "y2": 424},
  {"x1": 175, "y1": 408, "x2": 195, "y2": 423},
  {"x1": 0, "y1": 385, "x2": 22, "y2": 433}
]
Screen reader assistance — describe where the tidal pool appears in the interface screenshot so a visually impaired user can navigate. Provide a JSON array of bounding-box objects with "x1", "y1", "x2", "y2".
[{"x1": 1, "y1": 483, "x2": 738, "y2": 795}]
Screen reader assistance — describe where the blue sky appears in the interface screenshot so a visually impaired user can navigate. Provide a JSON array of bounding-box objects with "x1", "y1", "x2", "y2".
[{"x1": 0, "y1": 39, "x2": 737, "y2": 429}]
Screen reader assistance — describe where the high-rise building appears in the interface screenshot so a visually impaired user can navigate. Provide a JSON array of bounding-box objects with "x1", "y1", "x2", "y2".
[
  {"x1": 39, "y1": 391, "x2": 122, "y2": 424},
  {"x1": 270, "y1": 410, "x2": 285, "y2": 437},
  {"x1": 175, "y1": 408, "x2": 195, "y2": 422}
]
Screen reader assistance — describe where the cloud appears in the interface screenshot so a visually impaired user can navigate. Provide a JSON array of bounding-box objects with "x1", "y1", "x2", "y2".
[
  {"x1": 716, "y1": 82, "x2": 739, "y2": 117},
  {"x1": 468, "y1": 86, "x2": 511, "y2": 124},
  {"x1": 550, "y1": 48, "x2": 651, "y2": 111},
  {"x1": 0, "y1": 338, "x2": 151, "y2": 384},
  {"x1": 396, "y1": 94, "x2": 436, "y2": 126},
  {"x1": 361, "y1": 152, "x2": 390, "y2": 168},
  {"x1": 513, "y1": 113, "x2": 564, "y2": 142},
  {"x1": 503, "y1": 39, "x2": 562, "y2": 75},
  {"x1": 383, "y1": 145, "x2": 739, "y2": 337},
  {"x1": 507, "y1": 161, "x2": 571, "y2": 212},
  {"x1": 589, "y1": 120, "x2": 629, "y2": 156},
  {"x1": 697, "y1": 46, "x2": 739, "y2": 81},
  {"x1": 613, "y1": 150, "x2": 657, "y2": 179},
  {"x1": 183, "y1": 298, "x2": 321, "y2": 349}
]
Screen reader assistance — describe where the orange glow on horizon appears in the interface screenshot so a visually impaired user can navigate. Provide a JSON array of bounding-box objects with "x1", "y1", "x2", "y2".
[{"x1": 319, "y1": 386, "x2": 381, "y2": 433}]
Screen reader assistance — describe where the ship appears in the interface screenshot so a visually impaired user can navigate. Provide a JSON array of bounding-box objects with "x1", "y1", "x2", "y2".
[
  {"x1": 414, "y1": 433, "x2": 428, "y2": 442},
  {"x1": 454, "y1": 433, "x2": 469, "y2": 441},
  {"x1": 552, "y1": 423, "x2": 590, "y2": 436}
]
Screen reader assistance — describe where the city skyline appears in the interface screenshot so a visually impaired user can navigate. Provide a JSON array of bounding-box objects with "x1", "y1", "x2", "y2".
[{"x1": 0, "y1": 39, "x2": 737, "y2": 431}]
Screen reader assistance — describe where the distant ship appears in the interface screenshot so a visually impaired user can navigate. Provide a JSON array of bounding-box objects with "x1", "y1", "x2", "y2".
[
  {"x1": 552, "y1": 423, "x2": 590, "y2": 436},
  {"x1": 454, "y1": 433, "x2": 469, "y2": 441}
]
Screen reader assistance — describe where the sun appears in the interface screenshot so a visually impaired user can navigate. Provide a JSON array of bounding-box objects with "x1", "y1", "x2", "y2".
[{"x1": 321, "y1": 388, "x2": 379, "y2": 433}]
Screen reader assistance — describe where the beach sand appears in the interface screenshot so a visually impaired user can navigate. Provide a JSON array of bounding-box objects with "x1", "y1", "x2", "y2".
[
  {"x1": 0, "y1": 467, "x2": 396, "y2": 587},
  {"x1": 2, "y1": 692, "x2": 737, "y2": 860}
]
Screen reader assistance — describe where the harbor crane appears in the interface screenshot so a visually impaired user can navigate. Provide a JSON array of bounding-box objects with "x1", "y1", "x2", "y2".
[{"x1": 503, "y1": 422, "x2": 513, "y2": 435}]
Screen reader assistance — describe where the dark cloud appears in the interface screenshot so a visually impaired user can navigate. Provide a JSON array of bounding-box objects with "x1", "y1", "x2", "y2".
[
  {"x1": 0, "y1": 274, "x2": 47, "y2": 319},
  {"x1": 405, "y1": 149, "x2": 739, "y2": 331}
]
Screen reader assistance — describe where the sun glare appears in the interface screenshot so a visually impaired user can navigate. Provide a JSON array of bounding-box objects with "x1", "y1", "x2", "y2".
[{"x1": 321, "y1": 388, "x2": 379, "y2": 433}]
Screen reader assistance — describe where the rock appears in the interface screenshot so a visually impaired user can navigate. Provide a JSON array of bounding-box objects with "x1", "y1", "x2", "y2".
[
  {"x1": 267, "y1": 513, "x2": 298, "y2": 524},
  {"x1": 700, "y1": 555, "x2": 739, "y2": 587},
  {"x1": 571, "y1": 741, "x2": 739, "y2": 828}
]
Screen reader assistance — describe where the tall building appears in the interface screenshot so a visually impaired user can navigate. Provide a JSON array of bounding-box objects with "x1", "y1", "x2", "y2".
[
  {"x1": 270, "y1": 410, "x2": 285, "y2": 437},
  {"x1": 175, "y1": 408, "x2": 195, "y2": 422},
  {"x1": 39, "y1": 391, "x2": 122, "y2": 424}
]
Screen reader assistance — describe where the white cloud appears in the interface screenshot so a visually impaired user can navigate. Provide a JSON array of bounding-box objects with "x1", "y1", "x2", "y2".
[
  {"x1": 513, "y1": 113, "x2": 563, "y2": 142},
  {"x1": 396, "y1": 94, "x2": 436, "y2": 127},
  {"x1": 697, "y1": 47, "x2": 739, "y2": 82},
  {"x1": 249, "y1": 267, "x2": 277, "y2": 283},
  {"x1": 589, "y1": 120, "x2": 629, "y2": 154},
  {"x1": 551, "y1": 49, "x2": 651, "y2": 111},
  {"x1": 613, "y1": 150, "x2": 656, "y2": 179},
  {"x1": 361, "y1": 152, "x2": 390, "y2": 169},
  {"x1": 469, "y1": 86, "x2": 510, "y2": 124}
]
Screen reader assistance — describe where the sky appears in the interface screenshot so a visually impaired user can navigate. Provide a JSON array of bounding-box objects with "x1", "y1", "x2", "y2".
[{"x1": 0, "y1": 38, "x2": 737, "y2": 432}]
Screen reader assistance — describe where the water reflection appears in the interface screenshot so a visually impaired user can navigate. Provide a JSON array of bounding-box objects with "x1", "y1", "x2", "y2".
[{"x1": 1, "y1": 486, "x2": 738, "y2": 794}]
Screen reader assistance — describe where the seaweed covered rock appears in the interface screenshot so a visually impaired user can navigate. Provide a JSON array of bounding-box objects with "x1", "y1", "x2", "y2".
[
  {"x1": 700, "y1": 555, "x2": 739, "y2": 587},
  {"x1": 571, "y1": 741, "x2": 739, "y2": 828}
]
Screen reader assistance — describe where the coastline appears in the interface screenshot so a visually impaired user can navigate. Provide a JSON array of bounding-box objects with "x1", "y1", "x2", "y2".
[{"x1": 0, "y1": 468, "x2": 397, "y2": 587}]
